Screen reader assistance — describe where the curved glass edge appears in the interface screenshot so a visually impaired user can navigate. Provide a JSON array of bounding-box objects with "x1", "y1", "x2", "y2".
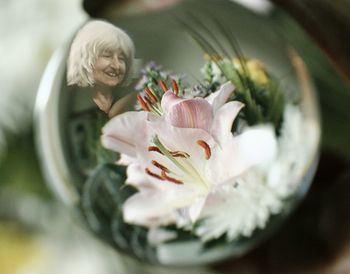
[{"x1": 34, "y1": 47, "x2": 79, "y2": 206}]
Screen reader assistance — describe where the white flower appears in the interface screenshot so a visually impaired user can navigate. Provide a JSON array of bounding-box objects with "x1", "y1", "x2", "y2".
[
  {"x1": 195, "y1": 169, "x2": 282, "y2": 241},
  {"x1": 267, "y1": 105, "x2": 312, "y2": 196},
  {"x1": 195, "y1": 104, "x2": 317, "y2": 242},
  {"x1": 101, "y1": 82, "x2": 277, "y2": 230}
]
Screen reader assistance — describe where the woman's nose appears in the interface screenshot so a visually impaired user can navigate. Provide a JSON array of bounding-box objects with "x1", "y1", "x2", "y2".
[{"x1": 110, "y1": 55, "x2": 120, "y2": 69}]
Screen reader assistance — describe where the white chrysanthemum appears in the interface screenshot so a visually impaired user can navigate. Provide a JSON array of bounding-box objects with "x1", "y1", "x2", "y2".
[
  {"x1": 195, "y1": 104, "x2": 316, "y2": 242},
  {"x1": 195, "y1": 169, "x2": 282, "y2": 241},
  {"x1": 267, "y1": 105, "x2": 313, "y2": 196}
]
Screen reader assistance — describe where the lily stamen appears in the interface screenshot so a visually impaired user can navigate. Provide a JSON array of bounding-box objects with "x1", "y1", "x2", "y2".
[
  {"x1": 171, "y1": 79, "x2": 179, "y2": 96},
  {"x1": 161, "y1": 171, "x2": 183, "y2": 185},
  {"x1": 144, "y1": 97, "x2": 162, "y2": 115},
  {"x1": 171, "y1": 151, "x2": 190, "y2": 158},
  {"x1": 153, "y1": 135, "x2": 208, "y2": 189},
  {"x1": 159, "y1": 80, "x2": 168, "y2": 93},
  {"x1": 137, "y1": 95, "x2": 150, "y2": 112},
  {"x1": 148, "y1": 146, "x2": 163, "y2": 154},
  {"x1": 144, "y1": 87, "x2": 158, "y2": 103},
  {"x1": 145, "y1": 168, "x2": 164, "y2": 181},
  {"x1": 153, "y1": 135, "x2": 188, "y2": 173},
  {"x1": 144, "y1": 96, "x2": 154, "y2": 108},
  {"x1": 152, "y1": 160, "x2": 169, "y2": 173},
  {"x1": 197, "y1": 140, "x2": 211, "y2": 160}
]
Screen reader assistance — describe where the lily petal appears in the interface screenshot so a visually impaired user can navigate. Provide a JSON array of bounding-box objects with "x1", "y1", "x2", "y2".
[
  {"x1": 125, "y1": 162, "x2": 150, "y2": 187},
  {"x1": 161, "y1": 91, "x2": 183, "y2": 113},
  {"x1": 123, "y1": 190, "x2": 176, "y2": 226},
  {"x1": 206, "y1": 82, "x2": 235, "y2": 112},
  {"x1": 188, "y1": 196, "x2": 207, "y2": 223},
  {"x1": 161, "y1": 92, "x2": 213, "y2": 132},
  {"x1": 207, "y1": 126, "x2": 277, "y2": 184},
  {"x1": 101, "y1": 111, "x2": 148, "y2": 157},
  {"x1": 123, "y1": 185, "x2": 197, "y2": 226},
  {"x1": 211, "y1": 101, "x2": 244, "y2": 145},
  {"x1": 117, "y1": 154, "x2": 136, "y2": 165}
]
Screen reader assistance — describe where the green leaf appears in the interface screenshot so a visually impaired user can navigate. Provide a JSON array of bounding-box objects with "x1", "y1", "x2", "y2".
[
  {"x1": 180, "y1": 15, "x2": 286, "y2": 133},
  {"x1": 79, "y1": 164, "x2": 157, "y2": 262}
]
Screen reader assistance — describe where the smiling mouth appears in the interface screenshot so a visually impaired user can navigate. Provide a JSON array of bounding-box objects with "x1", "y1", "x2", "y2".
[{"x1": 105, "y1": 71, "x2": 119, "y2": 78}]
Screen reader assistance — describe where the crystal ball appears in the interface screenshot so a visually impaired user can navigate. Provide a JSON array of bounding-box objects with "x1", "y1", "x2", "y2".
[{"x1": 35, "y1": 0, "x2": 320, "y2": 266}]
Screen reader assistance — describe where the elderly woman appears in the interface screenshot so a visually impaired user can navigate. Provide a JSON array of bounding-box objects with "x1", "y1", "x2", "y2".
[{"x1": 67, "y1": 20, "x2": 135, "y2": 117}]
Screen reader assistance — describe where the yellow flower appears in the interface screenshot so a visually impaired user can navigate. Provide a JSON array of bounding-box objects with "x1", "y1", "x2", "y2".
[{"x1": 233, "y1": 58, "x2": 269, "y2": 85}]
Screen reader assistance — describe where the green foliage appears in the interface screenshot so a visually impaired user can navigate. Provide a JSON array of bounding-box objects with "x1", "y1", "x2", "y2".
[
  {"x1": 180, "y1": 16, "x2": 285, "y2": 133},
  {"x1": 79, "y1": 163, "x2": 157, "y2": 262},
  {"x1": 221, "y1": 61, "x2": 284, "y2": 132},
  {"x1": 68, "y1": 110, "x2": 117, "y2": 177}
]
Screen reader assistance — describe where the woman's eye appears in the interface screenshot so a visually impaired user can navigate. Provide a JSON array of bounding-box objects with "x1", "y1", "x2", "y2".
[{"x1": 101, "y1": 51, "x2": 112, "y2": 58}]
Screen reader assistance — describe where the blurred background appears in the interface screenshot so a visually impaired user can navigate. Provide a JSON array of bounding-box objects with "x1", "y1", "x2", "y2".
[{"x1": 0, "y1": 0, "x2": 350, "y2": 273}]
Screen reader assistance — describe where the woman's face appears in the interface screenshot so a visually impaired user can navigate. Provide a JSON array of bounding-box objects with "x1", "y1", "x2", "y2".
[{"x1": 93, "y1": 48, "x2": 127, "y2": 87}]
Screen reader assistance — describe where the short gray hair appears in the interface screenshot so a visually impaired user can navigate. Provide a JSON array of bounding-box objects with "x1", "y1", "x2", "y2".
[{"x1": 67, "y1": 20, "x2": 135, "y2": 87}]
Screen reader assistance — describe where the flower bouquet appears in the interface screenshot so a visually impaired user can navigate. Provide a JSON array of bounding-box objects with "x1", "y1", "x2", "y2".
[{"x1": 78, "y1": 48, "x2": 318, "y2": 264}]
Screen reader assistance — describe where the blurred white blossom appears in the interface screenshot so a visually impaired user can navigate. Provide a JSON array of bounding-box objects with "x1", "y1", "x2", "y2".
[{"x1": 0, "y1": 0, "x2": 86, "y2": 159}]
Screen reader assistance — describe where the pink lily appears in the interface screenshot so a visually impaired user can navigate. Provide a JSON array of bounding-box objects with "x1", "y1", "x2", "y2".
[{"x1": 101, "y1": 82, "x2": 277, "y2": 227}]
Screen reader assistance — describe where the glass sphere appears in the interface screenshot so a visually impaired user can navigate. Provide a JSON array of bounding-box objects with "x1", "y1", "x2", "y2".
[{"x1": 35, "y1": 0, "x2": 320, "y2": 266}]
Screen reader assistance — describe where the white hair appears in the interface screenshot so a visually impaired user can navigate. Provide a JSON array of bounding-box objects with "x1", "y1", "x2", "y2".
[{"x1": 67, "y1": 20, "x2": 135, "y2": 87}]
